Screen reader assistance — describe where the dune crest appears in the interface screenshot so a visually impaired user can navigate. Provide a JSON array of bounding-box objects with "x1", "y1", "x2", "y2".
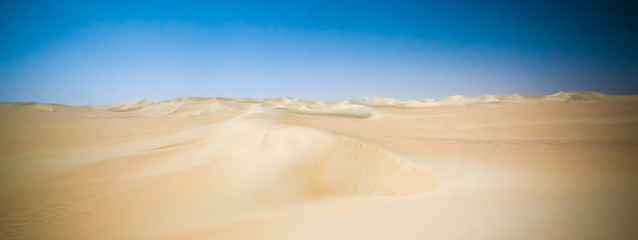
[
  {"x1": 1, "y1": 91, "x2": 637, "y2": 239},
  {"x1": 29, "y1": 91, "x2": 635, "y2": 117}
]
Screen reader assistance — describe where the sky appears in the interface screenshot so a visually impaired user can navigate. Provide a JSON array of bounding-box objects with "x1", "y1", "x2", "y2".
[{"x1": 1, "y1": 0, "x2": 637, "y2": 105}]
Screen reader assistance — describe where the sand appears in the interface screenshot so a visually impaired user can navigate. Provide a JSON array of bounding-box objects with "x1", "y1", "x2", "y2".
[{"x1": 1, "y1": 92, "x2": 638, "y2": 239}]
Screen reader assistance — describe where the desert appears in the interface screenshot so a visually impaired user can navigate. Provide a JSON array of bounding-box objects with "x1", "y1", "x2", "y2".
[{"x1": 1, "y1": 92, "x2": 637, "y2": 239}]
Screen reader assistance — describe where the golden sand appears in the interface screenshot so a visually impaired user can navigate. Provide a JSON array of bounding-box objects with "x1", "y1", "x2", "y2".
[{"x1": 1, "y1": 92, "x2": 637, "y2": 239}]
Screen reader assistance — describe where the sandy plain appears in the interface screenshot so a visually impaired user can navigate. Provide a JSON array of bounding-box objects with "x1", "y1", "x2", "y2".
[{"x1": 1, "y1": 92, "x2": 638, "y2": 239}]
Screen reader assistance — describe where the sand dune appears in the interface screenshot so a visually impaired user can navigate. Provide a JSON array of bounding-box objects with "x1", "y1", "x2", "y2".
[{"x1": 1, "y1": 92, "x2": 638, "y2": 239}]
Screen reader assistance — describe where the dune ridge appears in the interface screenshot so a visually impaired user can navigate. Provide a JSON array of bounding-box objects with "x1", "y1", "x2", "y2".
[
  {"x1": 1, "y1": 92, "x2": 637, "y2": 239},
  {"x1": 102, "y1": 91, "x2": 638, "y2": 114},
  {"x1": 9, "y1": 91, "x2": 627, "y2": 118}
]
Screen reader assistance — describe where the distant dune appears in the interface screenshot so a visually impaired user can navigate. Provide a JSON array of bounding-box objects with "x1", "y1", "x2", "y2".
[{"x1": 1, "y1": 92, "x2": 638, "y2": 239}]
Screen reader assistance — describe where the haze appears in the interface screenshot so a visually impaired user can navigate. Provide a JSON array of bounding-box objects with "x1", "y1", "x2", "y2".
[
  {"x1": 1, "y1": 1, "x2": 637, "y2": 105},
  {"x1": 1, "y1": 1, "x2": 638, "y2": 240}
]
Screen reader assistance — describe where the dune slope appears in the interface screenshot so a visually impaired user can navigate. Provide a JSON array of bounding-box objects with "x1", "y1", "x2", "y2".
[{"x1": 1, "y1": 92, "x2": 638, "y2": 240}]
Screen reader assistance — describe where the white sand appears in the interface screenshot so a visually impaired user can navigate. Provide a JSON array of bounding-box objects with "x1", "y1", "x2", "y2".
[{"x1": 1, "y1": 92, "x2": 638, "y2": 239}]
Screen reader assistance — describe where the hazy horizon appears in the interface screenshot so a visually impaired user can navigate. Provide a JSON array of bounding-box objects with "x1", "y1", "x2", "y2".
[
  {"x1": 2, "y1": 2, "x2": 638, "y2": 238},
  {"x1": 1, "y1": 1, "x2": 637, "y2": 105}
]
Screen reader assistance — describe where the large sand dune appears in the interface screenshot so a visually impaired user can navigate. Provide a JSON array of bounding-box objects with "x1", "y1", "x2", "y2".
[{"x1": 1, "y1": 92, "x2": 638, "y2": 239}]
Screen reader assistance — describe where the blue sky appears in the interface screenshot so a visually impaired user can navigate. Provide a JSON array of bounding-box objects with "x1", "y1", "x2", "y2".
[{"x1": 1, "y1": 0, "x2": 636, "y2": 105}]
